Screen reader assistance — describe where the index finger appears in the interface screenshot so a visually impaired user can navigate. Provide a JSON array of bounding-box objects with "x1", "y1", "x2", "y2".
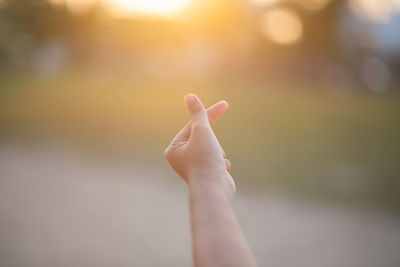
[
  {"x1": 169, "y1": 100, "x2": 229, "y2": 145},
  {"x1": 208, "y1": 101, "x2": 228, "y2": 123}
]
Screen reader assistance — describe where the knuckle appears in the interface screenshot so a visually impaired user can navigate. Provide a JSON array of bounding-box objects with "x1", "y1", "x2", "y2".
[
  {"x1": 164, "y1": 147, "x2": 171, "y2": 158},
  {"x1": 191, "y1": 107, "x2": 202, "y2": 114},
  {"x1": 191, "y1": 104, "x2": 204, "y2": 114},
  {"x1": 192, "y1": 109, "x2": 207, "y2": 119}
]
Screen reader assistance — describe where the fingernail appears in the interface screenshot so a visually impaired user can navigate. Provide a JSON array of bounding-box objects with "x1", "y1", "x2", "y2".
[
  {"x1": 220, "y1": 100, "x2": 228, "y2": 108},
  {"x1": 185, "y1": 94, "x2": 195, "y2": 105}
]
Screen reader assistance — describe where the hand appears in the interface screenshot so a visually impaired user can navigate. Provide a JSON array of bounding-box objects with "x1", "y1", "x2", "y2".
[{"x1": 164, "y1": 94, "x2": 236, "y2": 195}]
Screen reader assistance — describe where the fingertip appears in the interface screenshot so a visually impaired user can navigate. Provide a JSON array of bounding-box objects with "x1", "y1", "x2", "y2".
[
  {"x1": 219, "y1": 100, "x2": 229, "y2": 113},
  {"x1": 220, "y1": 100, "x2": 228, "y2": 109},
  {"x1": 184, "y1": 93, "x2": 208, "y2": 124},
  {"x1": 184, "y1": 94, "x2": 196, "y2": 107}
]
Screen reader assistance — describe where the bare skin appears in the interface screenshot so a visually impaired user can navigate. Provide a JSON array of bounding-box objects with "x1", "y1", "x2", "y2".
[{"x1": 164, "y1": 94, "x2": 258, "y2": 267}]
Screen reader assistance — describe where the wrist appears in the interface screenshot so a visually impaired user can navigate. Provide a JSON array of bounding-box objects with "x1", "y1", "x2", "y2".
[{"x1": 188, "y1": 170, "x2": 233, "y2": 198}]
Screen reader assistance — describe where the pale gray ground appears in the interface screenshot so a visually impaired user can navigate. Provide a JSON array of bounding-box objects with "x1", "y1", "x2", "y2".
[{"x1": 1, "y1": 142, "x2": 399, "y2": 267}]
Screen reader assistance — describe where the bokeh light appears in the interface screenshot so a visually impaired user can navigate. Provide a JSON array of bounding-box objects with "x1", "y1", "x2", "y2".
[
  {"x1": 250, "y1": 0, "x2": 281, "y2": 8},
  {"x1": 349, "y1": 0, "x2": 400, "y2": 22},
  {"x1": 101, "y1": 0, "x2": 192, "y2": 18},
  {"x1": 260, "y1": 8, "x2": 303, "y2": 45},
  {"x1": 1, "y1": 1, "x2": 400, "y2": 266},
  {"x1": 361, "y1": 57, "x2": 391, "y2": 93}
]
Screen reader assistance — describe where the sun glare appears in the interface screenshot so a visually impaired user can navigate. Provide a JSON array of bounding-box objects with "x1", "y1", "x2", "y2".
[{"x1": 102, "y1": 0, "x2": 192, "y2": 18}]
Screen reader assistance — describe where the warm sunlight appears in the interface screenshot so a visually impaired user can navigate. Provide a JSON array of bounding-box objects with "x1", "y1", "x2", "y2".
[
  {"x1": 250, "y1": 0, "x2": 281, "y2": 7},
  {"x1": 102, "y1": 0, "x2": 192, "y2": 18},
  {"x1": 296, "y1": 0, "x2": 332, "y2": 11},
  {"x1": 260, "y1": 8, "x2": 303, "y2": 45},
  {"x1": 349, "y1": 0, "x2": 400, "y2": 22}
]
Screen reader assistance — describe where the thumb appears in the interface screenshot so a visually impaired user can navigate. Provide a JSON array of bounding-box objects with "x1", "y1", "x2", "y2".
[{"x1": 184, "y1": 94, "x2": 209, "y2": 126}]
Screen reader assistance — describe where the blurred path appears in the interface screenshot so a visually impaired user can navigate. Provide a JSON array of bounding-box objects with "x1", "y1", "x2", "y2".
[{"x1": 1, "y1": 142, "x2": 399, "y2": 267}]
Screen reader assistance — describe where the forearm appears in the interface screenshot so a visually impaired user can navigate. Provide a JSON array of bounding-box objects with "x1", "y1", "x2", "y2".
[{"x1": 188, "y1": 172, "x2": 257, "y2": 267}]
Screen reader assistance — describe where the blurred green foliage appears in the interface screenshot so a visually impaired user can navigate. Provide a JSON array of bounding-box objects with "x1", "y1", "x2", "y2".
[{"x1": 1, "y1": 70, "x2": 399, "y2": 211}]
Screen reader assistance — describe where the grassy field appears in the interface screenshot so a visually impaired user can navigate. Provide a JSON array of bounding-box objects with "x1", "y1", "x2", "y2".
[{"x1": 1, "y1": 69, "x2": 400, "y2": 211}]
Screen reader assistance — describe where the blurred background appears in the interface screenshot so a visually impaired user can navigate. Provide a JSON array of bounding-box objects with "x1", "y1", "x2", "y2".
[{"x1": 0, "y1": 0, "x2": 400, "y2": 266}]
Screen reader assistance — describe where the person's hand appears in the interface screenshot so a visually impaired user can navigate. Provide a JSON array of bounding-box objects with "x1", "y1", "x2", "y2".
[{"x1": 164, "y1": 94, "x2": 236, "y2": 195}]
